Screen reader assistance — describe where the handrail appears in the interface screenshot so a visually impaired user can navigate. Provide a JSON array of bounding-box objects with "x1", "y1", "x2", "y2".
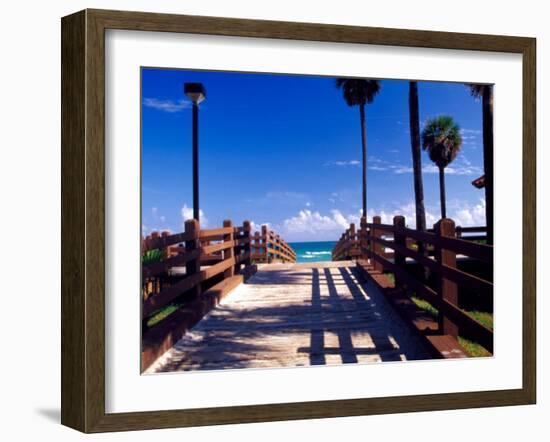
[
  {"x1": 250, "y1": 225, "x2": 297, "y2": 264},
  {"x1": 141, "y1": 220, "x2": 296, "y2": 320},
  {"x1": 332, "y1": 215, "x2": 493, "y2": 354},
  {"x1": 141, "y1": 219, "x2": 254, "y2": 317}
]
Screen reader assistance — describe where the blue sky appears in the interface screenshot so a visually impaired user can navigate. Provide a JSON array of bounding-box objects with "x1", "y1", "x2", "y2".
[{"x1": 141, "y1": 68, "x2": 487, "y2": 242}]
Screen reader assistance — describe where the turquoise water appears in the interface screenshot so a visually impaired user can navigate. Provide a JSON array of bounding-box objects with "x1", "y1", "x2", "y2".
[{"x1": 288, "y1": 241, "x2": 336, "y2": 263}]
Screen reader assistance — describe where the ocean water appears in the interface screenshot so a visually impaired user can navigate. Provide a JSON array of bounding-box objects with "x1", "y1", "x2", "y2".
[{"x1": 289, "y1": 241, "x2": 336, "y2": 263}]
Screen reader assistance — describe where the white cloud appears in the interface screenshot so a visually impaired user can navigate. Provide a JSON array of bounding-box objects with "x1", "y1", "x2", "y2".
[
  {"x1": 448, "y1": 198, "x2": 486, "y2": 227},
  {"x1": 389, "y1": 162, "x2": 482, "y2": 176},
  {"x1": 143, "y1": 98, "x2": 191, "y2": 113},
  {"x1": 460, "y1": 129, "x2": 482, "y2": 149},
  {"x1": 325, "y1": 160, "x2": 361, "y2": 167},
  {"x1": 282, "y1": 209, "x2": 360, "y2": 237},
  {"x1": 250, "y1": 221, "x2": 260, "y2": 233},
  {"x1": 279, "y1": 197, "x2": 487, "y2": 241},
  {"x1": 423, "y1": 164, "x2": 482, "y2": 176},
  {"x1": 249, "y1": 221, "x2": 270, "y2": 234},
  {"x1": 367, "y1": 199, "x2": 486, "y2": 228},
  {"x1": 461, "y1": 128, "x2": 482, "y2": 135},
  {"x1": 368, "y1": 154, "x2": 482, "y2": 176},
  {"x1": 181, "y1": 204, "x2": 208, "y2": 228},
  {"x1": 283, "y1": 210, "x2": 341, "y2": 234},
  {"x1": 365, "y1": 202, "x2": 438, "y2": 229}
]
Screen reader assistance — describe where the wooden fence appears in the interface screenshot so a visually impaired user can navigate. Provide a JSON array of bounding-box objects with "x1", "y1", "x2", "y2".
[
  {"x1": 250, "y1": 225, "x2": 297, "y2": 263},
  {"x1": 141, "y1": 219, "x2": 259, "y2": 370},
  {"x1": 333, "y1": 216, "x2": 493, "y2": 354}
]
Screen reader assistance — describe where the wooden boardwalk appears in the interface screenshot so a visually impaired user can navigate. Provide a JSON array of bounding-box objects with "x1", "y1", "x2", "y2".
[{"x1": 147, "y1": 261, "x2": 431, "y2": 373}]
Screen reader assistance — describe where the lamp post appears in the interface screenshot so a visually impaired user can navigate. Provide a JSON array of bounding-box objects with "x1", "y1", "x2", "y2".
[{"x1": 184, "y1": 82, "x2": 206, "y2": 222}]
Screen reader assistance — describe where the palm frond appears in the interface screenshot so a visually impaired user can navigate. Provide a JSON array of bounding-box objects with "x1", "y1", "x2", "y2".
[
  {"x1": 421, "y1": 115, "x2": 463, "y2": 168},
  {"x1": 466, "y1": 83, "x2": 488, "y2": 100},
  {"x1": 335, "y1": 78, "x2": 381, "y2": 107}
]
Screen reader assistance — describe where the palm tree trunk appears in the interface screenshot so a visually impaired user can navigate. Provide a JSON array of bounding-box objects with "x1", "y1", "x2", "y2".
[
  {"x1": 359, "y1": 103, "x2": 367, "y2": 218},
  {"x1": 482, "y1": 86, "x2": 494, "y2": 245},
  {"x1": 408, "y1": 81, "x2": 426, "y2": 232},
  {"x1": 438, "y1": 165, "x2": 447, "y2": 219}
]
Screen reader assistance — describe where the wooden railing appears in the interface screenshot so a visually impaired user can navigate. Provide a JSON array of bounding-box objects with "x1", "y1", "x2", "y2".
[
  {"x1": 142, "y1": 219, "x2": 252, "y2": 304},
  {"x1": 141, "y1": 220, "x2": 295, "y2": 370},
  {"x1": 334, "y1": 223, "x2": 487, "y2": 261},
  {"x1": 250, "y1": 225, "x2": 297, "y2": 263},
  {"x1": 456, "y1": 225, "x2": 487, "y2": 242},
  {"x1": 333, "y1": 216, "x2": 493, "y2": 354},
  {"x1": 141, "y1": 219, "x2": 255, "y2": 370}
]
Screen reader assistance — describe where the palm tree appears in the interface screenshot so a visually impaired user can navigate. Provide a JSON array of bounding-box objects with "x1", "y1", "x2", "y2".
[
  {"x1": 408, "y1": 81, "x2": 426, "y2": 232},
  {"x1": 421, "y1": 116, "x2": 463, "y2": 219},
  {"x1": 336, "y1": 78, "x2": 381, "y2": 218},
  {"x1": 467, "y1": 84, "x2": 494, "y2": 245}
]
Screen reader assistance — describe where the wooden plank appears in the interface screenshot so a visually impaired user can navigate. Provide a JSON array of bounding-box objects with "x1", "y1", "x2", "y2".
[
  {"x1": 202, "y1": 239, "x2": 235, "y2": 255},
  {"x1": 142, "y1": 231, "x2": 193, "y2": 252},
  {"x1": 370, "y1": 235, "x2": 493, "y2": 295},
  {"x1": 426, "y1": 335, "x2": 469, "y2": 359},
  {"x1": 147, "y1": 262, "x2": 431, "y2": 373},
  {"x1": 364, "y1": 222, "x2": 395, "y2": 232},
  {"x1": 388, "y1": 225, "x2": 493, "y2": 263},
  {"x1": 435, "y1": 219, "x2": 459, "y2": 337},
  {"x1": 437, "y1": 235, "x2": 493, "y2": 263},
  {"x1": 198, "y1": 226, "x2": 234, "y2": 238}
]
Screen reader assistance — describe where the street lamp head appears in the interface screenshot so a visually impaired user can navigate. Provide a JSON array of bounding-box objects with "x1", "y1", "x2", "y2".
[{"x1": 184, "y1": 82, "x2": 206, "y2": 104}]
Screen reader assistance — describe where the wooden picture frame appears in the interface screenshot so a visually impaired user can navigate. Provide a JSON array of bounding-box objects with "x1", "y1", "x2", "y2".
[{"x1": 61, "y1": 8, "x2": 536, "y2": 433}]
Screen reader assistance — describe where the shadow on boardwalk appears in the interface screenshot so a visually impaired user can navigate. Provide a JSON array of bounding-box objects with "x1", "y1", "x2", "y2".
[{"x1": 148, "y1": 262, "x2": 431, "y2": 373}]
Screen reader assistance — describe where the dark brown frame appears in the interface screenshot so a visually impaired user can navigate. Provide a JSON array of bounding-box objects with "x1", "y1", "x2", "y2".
[{"x1": 61, "y1": 8, "x2": 536, "y2": 433}]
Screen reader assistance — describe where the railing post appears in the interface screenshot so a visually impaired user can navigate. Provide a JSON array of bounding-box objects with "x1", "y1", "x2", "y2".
[
  {"x1": 393, "y1": 216, "x2": 406, "y2": 290},
  {"x1": 373, "y1": 216, "x2": 383, "y2": 272},
  {"x1": 434, "y1": 218, "x2": 458, "y2": 337},
  {"x1": 360, "y1": 216, "x2": 367, "y2": 261},
  {"x1": 223, "y1": 220, "x2": 235, "y2": 278},
  {"x1": 185, "y1": 219, "x2": 201, "y2": 299},
  {"x1": 243, "y1": 220, "x2": 251, "y2": 268},
  {"x1": 349, "y1": 223, "x2": 356, "y2": 260},
  {"x1": 262, "y1": 225, "x2": 269, "y2": 263}
]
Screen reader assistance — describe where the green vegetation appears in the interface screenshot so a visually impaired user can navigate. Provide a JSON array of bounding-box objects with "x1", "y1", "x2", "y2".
[
  {"x1": 411, "y1": 295, "x2": 438, "y2": 318},
  {"x1": 146, "y1": 302, "x2": 182, "y2": 328},
  {"x1": 142, "y1": 248, "x2": 163, "y2": 265},
  {"x1": 409, "y1": 296, "x2": 493, "y2": 358},
  {"x1": 458, "y1": 337, "x2": 492, "y2": 358},
  {"x1": 383, "y1": 272, "x2": 493, "y2": 358},
  {"x1": 467, "y1": 310, "x2": 493, "y2": 330}
]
